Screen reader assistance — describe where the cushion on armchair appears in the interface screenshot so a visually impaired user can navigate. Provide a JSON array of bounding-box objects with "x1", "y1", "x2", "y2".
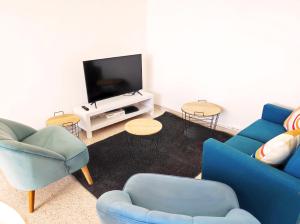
[{"x1": 22, "y1": 126, "x2": 89, "y2": 173}]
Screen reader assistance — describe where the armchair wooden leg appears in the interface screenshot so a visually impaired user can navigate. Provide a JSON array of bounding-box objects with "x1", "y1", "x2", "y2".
[
  {"x1": 81, "y1": 165, "x2": 93, "y2": 185},
  {"x1": 28, "y1": 191, "x2": 35, "y2": 213}
]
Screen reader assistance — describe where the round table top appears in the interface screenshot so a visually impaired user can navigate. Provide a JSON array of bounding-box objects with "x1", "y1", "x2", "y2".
[
  {"x1": 0, "y1": 202, "x2": 25, "y2": 224},
  {"x1": 47, "y1": 114, "x2": 80, "y2": 126},
  {"x1": 125, "y1": 118, "x2": 162, "y2": 136},
  {"x1": 181, "y1": 101, "x2": 222, "y2": 116}
]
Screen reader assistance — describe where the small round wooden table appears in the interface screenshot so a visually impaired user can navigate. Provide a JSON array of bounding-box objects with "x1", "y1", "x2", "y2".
[
  {"x1": 125, "y1": 118, "x2": 162, "y2": 151},
  {"x1": 46, "y1": 111, "x2": 80, "y2": 138},
  {"x1": 181, "y1": 100, "x2": 222, "y2": 138}
]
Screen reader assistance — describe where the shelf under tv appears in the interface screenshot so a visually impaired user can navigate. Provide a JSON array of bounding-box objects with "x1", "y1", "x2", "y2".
[{"x1": 73, "y1": 91, "x2": 154, "y2": 138}]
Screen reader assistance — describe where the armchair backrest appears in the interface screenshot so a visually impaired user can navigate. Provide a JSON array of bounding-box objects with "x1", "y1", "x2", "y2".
[{"x1": 0, "y1": 118, "x2": 36, "y2": 142}]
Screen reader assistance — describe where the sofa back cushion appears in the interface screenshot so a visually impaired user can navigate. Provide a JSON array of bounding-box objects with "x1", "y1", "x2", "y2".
[
  {"x1": 284, "y1": 146, "x2": 300, "y2": 178},
  {"x1": 262, "y1": 104, "x2": 292, "y2": 125}
]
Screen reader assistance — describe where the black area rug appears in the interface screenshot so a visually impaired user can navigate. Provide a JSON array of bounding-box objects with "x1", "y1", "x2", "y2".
[{"x1": 73, "y1": 112, "x2": 232, "y2": 198}]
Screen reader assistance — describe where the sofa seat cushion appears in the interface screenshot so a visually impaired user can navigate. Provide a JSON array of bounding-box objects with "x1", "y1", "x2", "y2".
[
  {"x1": 238, "y1": 119, "x2": 286, "y2": 143},
  {"x1": 22, "y1": 126, "x2": 87, "y2": 160},
  {"x1": 225, "y1": 135, "x2": 264, "y2": 155}
]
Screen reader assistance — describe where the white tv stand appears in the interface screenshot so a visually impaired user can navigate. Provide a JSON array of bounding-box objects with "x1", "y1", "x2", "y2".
[{"x1": 73, "y1": 91, "x2": 154, "y2": 138}]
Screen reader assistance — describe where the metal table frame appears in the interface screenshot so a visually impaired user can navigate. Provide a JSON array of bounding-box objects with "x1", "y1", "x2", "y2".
[
  {"x1": 182, "y1": 111, "x2": 220, "y2": 130},
  {"x1": 53, "y1": 111, "x2": 80, "y2": 138},
  {"x1": 181, "y1": 100, "x2": 221, "y2": 138}
]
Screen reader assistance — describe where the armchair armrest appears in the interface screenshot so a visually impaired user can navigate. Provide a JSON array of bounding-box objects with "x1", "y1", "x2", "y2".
[
  {"x1": 202, "y1": 138, "x2": 300, "y2": 224},
  {"x1": 0, "y1": 140, "x2": 68, "y2": 190},
  {"x1": 261, "y1": 103, "x2": 292, "y2": 125},
  {"x1": 225, "y1": 209, "x2": 261, "y2": 224},
  {"x1": 97, "y1": 190, "x2": 149, "y2": 223},
  {"x1": 0, "y1": 140, "x2": 65, "y2": 161}
]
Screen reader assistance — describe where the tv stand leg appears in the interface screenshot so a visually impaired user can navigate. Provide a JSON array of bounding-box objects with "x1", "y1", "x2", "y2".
[
  {"x1": 86, "y1": 131, "x2": 93, "y2": 139},
  {"x1": 132, "y1": 91, "x2": 143, "y2": 96},
  {"x1": 90, "y1": 102, "x2": 97, "y2": 109}
]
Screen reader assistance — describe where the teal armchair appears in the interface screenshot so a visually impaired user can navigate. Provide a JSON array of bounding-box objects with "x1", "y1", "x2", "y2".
[
  {"x1": 97, "y1": 174, "x2": 261, "y2": 224},
  {"x1": 0, "y1": 118, "x2": 93, "y2": 212}
]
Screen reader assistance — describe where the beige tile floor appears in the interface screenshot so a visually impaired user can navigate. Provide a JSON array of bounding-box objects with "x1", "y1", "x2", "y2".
[{"x1": 0, "y1": 106, "x2": 235, "y2": 224}]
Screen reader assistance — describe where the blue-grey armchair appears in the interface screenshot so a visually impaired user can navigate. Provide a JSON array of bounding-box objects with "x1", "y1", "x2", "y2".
[
  {"x1": 97, "y1": 174, "x2": 260, "y2": 224},
  {"x1": 0, "y1": 118, "x2": 93, "y2": 212}
]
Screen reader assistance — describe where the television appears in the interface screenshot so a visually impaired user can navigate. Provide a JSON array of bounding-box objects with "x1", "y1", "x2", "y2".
[{"x1": 83, "y1": 54, "x2": 142, "y2": 103}]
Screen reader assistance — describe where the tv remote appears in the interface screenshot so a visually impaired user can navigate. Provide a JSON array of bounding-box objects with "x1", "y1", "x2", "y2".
[{"x1": 82, "y1": 106, "x2": 89, "y2": 111}]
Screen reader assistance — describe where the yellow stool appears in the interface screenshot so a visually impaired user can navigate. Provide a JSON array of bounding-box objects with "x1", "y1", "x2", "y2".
[{"x1": 46, "y1": 111, "x2": 80, "y2": 138}]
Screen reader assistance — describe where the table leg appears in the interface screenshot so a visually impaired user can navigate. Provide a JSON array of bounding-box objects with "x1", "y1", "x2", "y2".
[{"x1": 213, "y1": 114, "x2": 219, "y2": 130}]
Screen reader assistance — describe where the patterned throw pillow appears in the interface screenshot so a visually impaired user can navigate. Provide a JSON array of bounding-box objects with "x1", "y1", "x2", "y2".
[
  {"x1": 284, "y1": 107, "x2": 300, "y2": 131},
  {"x1": 255, "y1": 129, "x2": 300, "y2": 165}
]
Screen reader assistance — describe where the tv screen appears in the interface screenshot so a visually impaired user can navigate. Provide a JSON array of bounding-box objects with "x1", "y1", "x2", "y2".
[{"x1": 83, "y1": 54, "x2": 142, "y2": 103}]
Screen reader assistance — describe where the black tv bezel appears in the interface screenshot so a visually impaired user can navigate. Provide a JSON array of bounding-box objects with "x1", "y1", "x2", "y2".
[{"x1": 82, "y1": 54, "x2": 143, "y2": 103}]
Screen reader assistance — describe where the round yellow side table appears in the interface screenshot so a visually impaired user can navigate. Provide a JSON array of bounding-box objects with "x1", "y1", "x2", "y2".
[
  {"x1": 125, "y1": 118, "x2": 163, "y2": 151},
  {"x1": 47, "y1": 111, "x2": 80, "y2": 138},
  {"x1": 125, "y1": 118, "x2": 162, "y2": 136}
]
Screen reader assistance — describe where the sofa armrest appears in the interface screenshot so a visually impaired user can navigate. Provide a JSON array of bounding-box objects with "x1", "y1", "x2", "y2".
[
  {"x1": 202, "y1": 138, "x2": 300, "y2": 224},
  {"x1": 261, "y1": 103, "x2": 292, "y2": 125}
]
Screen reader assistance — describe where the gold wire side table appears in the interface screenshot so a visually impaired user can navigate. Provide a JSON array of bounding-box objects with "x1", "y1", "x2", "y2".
[
  {"x1": 181, "y1": 100, "x2": 222, "y2": 138},
  {"x1": 46, "y1": 111, "x2": 80, "y2": 138}
]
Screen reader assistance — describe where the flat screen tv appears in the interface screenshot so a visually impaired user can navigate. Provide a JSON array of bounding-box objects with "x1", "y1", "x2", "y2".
[{"x1": 83, "y1": 54, "x2": 142, "y2": 103}]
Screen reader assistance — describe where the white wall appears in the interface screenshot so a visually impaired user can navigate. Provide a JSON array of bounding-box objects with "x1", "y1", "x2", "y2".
[
  {"x1": 0, "y1": 0, "x2": 147, "y2": 128},
  {"x1": 2, "y1": 1, "x2": 300, "y2": 130},
  {"x1": 146, "y1": 0, "x2": 300, "y2": 130}
]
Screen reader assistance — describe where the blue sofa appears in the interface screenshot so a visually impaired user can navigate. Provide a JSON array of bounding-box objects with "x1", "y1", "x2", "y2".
[{"x1": 202, "y1": 104, "x2": 300, "y2": 224}]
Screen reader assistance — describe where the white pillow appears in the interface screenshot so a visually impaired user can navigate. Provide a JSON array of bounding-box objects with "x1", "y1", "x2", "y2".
[
  {"x1": 255, "y1": 129, "x2": 300, "y2": 165},
  {"x1": 284, "y1": 107, "x2": 300, "y2": 131}
]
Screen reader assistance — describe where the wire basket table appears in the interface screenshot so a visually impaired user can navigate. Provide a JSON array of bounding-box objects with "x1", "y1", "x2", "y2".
[
  {"x1": 46, "y1": 111, "x2": 80, "y2": 138},
  {"x1": 181, "y1": 100, "x2": 222, "y2": 138}
]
